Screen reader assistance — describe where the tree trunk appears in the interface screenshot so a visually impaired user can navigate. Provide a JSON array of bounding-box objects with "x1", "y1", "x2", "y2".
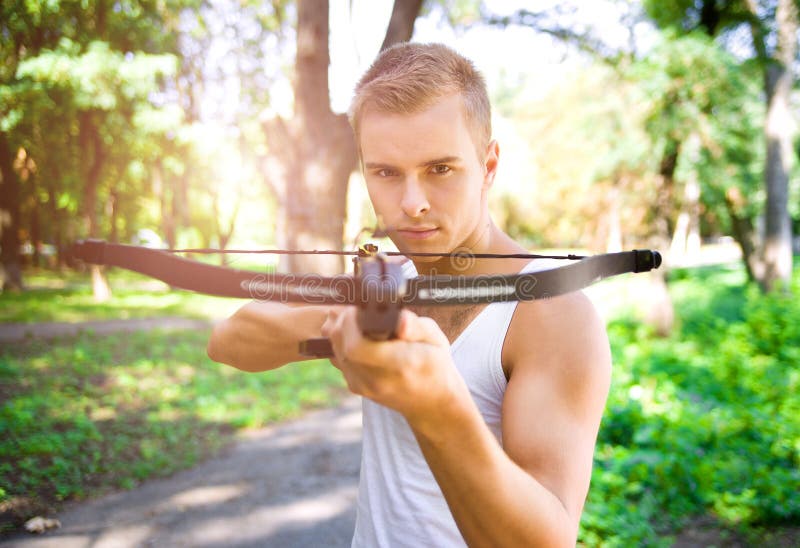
[
  {"x1": 79, "y1": 111, "x2": 111, "y2": 301},
  {"x1": 0, "y1": 133, "x2": 24, "y2": 291},
  {"x1": 647, "y1": 142, "x2": 680, "y2": 336},
  {"x1": 605, "y1": 183, "x2": 622, "y2": 252},
  {"x1": 153, "y1": 159, "x2": 176, "y2": 248},
  {"x1": 264, "y1": 0, "x2": 422, "y2": 276},
  {"x1": 211, "y1": 192, "x2": 241, "y2": 267},
  {"x1": 30, "y1": 186, "x2": 41, "y2": 267},
  {"x1": 109, "y1": 189, "x2": 119, "y2": 244},
  {"x1": 380, "y1": 0, "x2": 423, "y2": 50},
  {"x1": 47, "y1": 184, "x2": 66, "y2": 270},
  {"x1": 724, "y1": 186, "x2": 761, "y2": 282},
  {"x1": 759, "y1": 0, "x2": 797, "y2": 291},
  {"x1": 670, "y1": 167, "x2": 701, "y2": 265},
  {"x1": 277, "y1": 0, "x2": 355, "y2": 275}
]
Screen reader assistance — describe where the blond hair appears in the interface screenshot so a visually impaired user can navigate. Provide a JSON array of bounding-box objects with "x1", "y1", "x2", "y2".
[{"x1": 348, "y1": 42, "x2": 491, "y2": 157}]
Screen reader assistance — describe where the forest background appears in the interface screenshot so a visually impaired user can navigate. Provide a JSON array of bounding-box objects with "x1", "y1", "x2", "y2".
[{"x1": 1, "y1": 0, "x2": 798, "y2": 546}]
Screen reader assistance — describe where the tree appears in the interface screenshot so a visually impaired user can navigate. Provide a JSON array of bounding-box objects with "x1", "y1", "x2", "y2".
[
  {"x1": 1, "y1": 0, "x2": 426, "y2": 295},
  {"x1": 0, "y1": 0, "x2": 183, "y2": 297},
  {"x1": 0, "y1": 134, "x2": 22, "y2": 290},
  {"x1": 644, "y1": 0, "x2": 799, "y2": 291},
  {"x1": 261, "y1": 0, "x2": 423, "y2": 275},
  {"x1": 481, "y1": 0, "x2": 797, "y2": 294},
  {"x1": 477, "y1": 1, "x2": 686, "y2": 334},
  {"x1": 14, "y1": 37, "x2": 179, "y2": 299},
  {"x1": 175, "y1": 0, "x2": 291, "y2": 259},
  {"x1": 752, "y1": 0, "x2": 798, "y2": 290}
]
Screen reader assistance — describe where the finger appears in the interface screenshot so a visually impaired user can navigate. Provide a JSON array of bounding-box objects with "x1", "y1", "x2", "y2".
[
  {"x1": 395, "y1": 309, "x2": 449, "y2": 347},
  {"x1": 337, "y1": 307, "x2": 370, "y2": 347},
  {"x1": 333, "y1": 308, "x2": 385, "y2": 361},
  {"x1": 320, "y1": 308, "x2": 341, "y2": 338},
  {"x1": 327, "y1": 308, "x2": 366, "y2": 363}
]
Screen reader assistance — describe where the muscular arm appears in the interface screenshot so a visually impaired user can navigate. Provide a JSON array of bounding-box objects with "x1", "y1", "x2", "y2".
[
  {"x1": 415, "y1": 292, "x2": 611, "y2": 546},
  {"x1": 207, "y1": 301, "x2": 332, "y2": 372}
]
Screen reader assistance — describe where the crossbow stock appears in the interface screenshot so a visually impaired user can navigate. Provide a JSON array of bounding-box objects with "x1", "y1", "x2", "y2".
[{"x1": 71, "y1": 239, "x2": 662, "y2": 358}]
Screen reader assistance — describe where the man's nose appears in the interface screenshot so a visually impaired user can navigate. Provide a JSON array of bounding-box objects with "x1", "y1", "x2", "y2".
[{"x1": 400, "y1": 176, "x2": 430, "y2": 218}]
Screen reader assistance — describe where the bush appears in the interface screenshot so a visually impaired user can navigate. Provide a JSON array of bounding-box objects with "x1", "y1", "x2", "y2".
[{"x1": 579, "y1": 271, "x2": 800, "y2": 546}]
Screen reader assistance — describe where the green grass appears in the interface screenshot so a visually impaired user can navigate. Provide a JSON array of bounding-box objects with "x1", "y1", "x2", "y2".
[{"x1": 0, "y1": 329, "x2": 345, "y2": 533}]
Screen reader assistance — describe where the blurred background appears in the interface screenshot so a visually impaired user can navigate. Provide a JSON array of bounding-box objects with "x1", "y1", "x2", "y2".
[{"x1": 0, "y1": 0, "x2": 798, "y2": 546}]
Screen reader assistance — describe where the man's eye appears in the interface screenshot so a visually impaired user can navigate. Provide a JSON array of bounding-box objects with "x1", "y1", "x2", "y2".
[
  {"x1": 431, "y1": 165, "x2": 451, "y2": 175},
  {"x1": 376, "y1": 169, "x2": 396, "y2": 177}
]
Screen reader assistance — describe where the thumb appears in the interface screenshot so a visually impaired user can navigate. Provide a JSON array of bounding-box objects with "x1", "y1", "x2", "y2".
[
  {"x1": 320, "y1": 309, "x2": 340, "y2": 337},
  {"x1": 396, "y1": 309, "x2": 449, "y2": 347}
]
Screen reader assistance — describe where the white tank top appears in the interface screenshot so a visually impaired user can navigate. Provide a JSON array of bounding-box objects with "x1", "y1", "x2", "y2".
[{"x1": 351, "y1": 259, "x2": 558, "y2": 547}]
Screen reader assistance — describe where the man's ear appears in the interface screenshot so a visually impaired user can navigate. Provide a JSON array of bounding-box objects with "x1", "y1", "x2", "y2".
[{"x1": 483, "y1": 140, "x2": 499, "y2": 188}]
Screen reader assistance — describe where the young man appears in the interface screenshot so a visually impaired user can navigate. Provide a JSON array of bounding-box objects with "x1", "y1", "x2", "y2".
[{"x1": 207, "y1": 43, "x2": 611, "y2": 547}]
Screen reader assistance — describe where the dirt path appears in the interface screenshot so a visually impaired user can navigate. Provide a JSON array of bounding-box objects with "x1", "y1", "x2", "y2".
[
  {"x1": 0, "y1": 318, "x2": 214, "y2": 344},
  {"x1": 1, "y1": 317, "x2": 361, "y2": 547},
  {"x1": 3, "y1": 397, "x2": 362, "y2": 547}
]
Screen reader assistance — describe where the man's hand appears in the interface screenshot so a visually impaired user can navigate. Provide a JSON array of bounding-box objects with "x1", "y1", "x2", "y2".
[{"x1": 321, "y1": 308, "x2": 468, "y2": 427}]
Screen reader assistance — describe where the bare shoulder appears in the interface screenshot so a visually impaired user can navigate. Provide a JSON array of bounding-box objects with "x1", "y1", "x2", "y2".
[{"x1": 504, "y1": 290, "x2": 611, "y2": 386}]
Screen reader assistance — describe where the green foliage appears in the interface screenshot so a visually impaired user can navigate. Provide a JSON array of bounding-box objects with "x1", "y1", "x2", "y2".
[
  {"x1": 495, "y1": 6, "x2": 771, "y2": 256},
  {"x1": 500, "y1": 25, "x2": 765, "y2": 250},
  {"x1": 632, "y1": 30, "x2": 764, "y2": 226},
  {"x1": 426, "y1": 0, "x2": 483, "y2": 27},
  {"x1": 0, "y1": 329, "x2": 345, "y2": 530},
  {"x1": 498, "y1": 63, "x2": 657, "y2": 248},
  {"x1": 642, "y1": 0, "x2": 752, "y2": 36},
  {"x1": 579, "y1": 265, "x2": 800, "y2": 546},
  {"x1": 642, "y1": 0, "x2": 695, "y2": 30},
  {"x1": 0, "y1": 0, "x2": 193, "y2": 260},
  {"x1": 15, "y1": 38, "x2": 177, "y2": 111}
]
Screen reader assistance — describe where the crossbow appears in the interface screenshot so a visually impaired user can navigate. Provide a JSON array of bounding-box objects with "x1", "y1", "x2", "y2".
[{"x1": 71, "y1": 239, "x2": 661, "y2": 358}]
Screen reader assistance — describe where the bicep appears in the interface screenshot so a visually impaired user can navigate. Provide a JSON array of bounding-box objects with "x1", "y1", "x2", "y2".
[{"x1": 501, "y1": 293, "x2": 611, "y2": 524}]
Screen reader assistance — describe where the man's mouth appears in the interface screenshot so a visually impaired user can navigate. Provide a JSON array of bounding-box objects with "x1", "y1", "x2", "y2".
[{"x1": 396, "y1": 227, "x2": 439, "y2": 240}]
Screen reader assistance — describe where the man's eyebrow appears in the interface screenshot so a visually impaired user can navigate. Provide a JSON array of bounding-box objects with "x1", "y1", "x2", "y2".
[
  {"x1": 364, "y1": 156, "x2": 462, "y2": 171},
  {"x1": 364, "y1": 162, "x2": 396, "y2": 170},
  {"x1": 418, "y1": 156, "x2": 461, "y2": 167}
]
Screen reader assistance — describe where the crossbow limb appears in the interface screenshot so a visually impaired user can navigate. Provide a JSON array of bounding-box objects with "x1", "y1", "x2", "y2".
[{"x1": 71, "y1": 239, "x2": 661, "y2": 358}]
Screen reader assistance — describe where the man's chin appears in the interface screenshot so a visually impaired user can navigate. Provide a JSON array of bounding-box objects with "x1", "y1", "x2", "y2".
[
  {"x1": 405, "y1": 253, "x2": 441, "y2": 264},
  {"x1": 393, "y1": 238, "x2": 443, "y2": 259}
]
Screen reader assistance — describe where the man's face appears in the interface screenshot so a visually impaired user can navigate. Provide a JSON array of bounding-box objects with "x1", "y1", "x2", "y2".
[{"x1": 359, "y1": 93, "x2": 497, "y2": 262}]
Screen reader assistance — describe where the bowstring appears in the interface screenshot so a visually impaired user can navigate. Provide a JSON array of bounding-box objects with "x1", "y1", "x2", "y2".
[
  {"x1": 165, "y1": 247, "x2": 586, "y2": 261},
  {"x1": 167, "y1": 222, "x2": 586, "y2": 261}
]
